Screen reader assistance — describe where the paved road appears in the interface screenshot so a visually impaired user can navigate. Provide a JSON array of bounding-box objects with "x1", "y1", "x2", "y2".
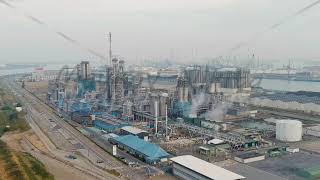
[{"x1": 21, "y1": 137, "x2": 104, "y2": 180}]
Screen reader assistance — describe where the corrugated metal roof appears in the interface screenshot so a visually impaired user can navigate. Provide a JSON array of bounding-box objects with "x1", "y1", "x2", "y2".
[
  {"x1": 171, "y1": 155, "x2": 245, "y2": 180},
  {"x1": 208, "y1": 138, "x2": 224, "y2": 145},
  {"x1": 93, "y1": 120, "x2": 118, "y2": 131},
  {"x1": 121, "y1": 126, "x2": 147, "y2": 135},
  {"x1": 297, "y1": 167, "x2": 320, "y2": 179},
  {"x1": 112, "y1": 135, "x2": 169, "y2": 160}
]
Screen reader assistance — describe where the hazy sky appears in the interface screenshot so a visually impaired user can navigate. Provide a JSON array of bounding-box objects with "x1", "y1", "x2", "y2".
[{"x1": 0, "y1": 0, "x2": 320, "y2": 65}]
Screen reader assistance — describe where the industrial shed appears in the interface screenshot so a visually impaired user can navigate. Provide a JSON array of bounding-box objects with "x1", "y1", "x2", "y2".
[
  {"x1": 234, "y1": 152, "x2": 265, "y2": 164},
  {"x1": 110, "y1": 135, "x2": 169, "y2": 164},
  {"x1": 93, "y1": 120, "x2": 128, "y2": 132},
  {"x1": 120, "y1": 126, "x2": 149, "y2": 139},
  {"x1": 171, "y1": 155, "x2": 245, "y2": 180}
]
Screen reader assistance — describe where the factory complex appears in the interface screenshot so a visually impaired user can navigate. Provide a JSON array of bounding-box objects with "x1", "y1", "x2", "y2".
[{"x1": 15, "y1": 52, "x2": 320, "y2": 180}]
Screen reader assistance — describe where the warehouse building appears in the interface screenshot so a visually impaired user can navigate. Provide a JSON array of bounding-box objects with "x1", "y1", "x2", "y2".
[
  {"x1": 120, "y1": 126, "x2": 149, "y2": 139},
  {"x1": 171, "y1": 155, "x2": 245, "y2": 180},
  {"x1": 93, "y1": 120, "x2": 128, "y2": 132},
  {"x1": 110, "y1": 135, "x2": 169, "y2": 164}
]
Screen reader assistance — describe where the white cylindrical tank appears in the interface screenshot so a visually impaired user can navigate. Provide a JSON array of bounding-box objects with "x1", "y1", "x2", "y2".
[{"x1": 276, "y1": 120, "x2": 302, "y2": 142}]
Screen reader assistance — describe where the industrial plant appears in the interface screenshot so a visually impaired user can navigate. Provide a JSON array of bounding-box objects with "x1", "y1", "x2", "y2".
[
  {"x1": 2, "y1": 0, "x2": 320, "y2": 179},
  {"x1": 1, "y1": 46, "x2": 319, "y2": 180},
  {"x1": 27, "y1": 45, "x2": 320, "y2": 179},
  {"x1": 0, "y1": 27, "x2": 313, "y2": 179}
]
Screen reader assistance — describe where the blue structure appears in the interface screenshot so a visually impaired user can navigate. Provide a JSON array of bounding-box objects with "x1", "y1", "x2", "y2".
[
  {"x1": 70, "y1": 101, "x2": 92, "y2": 125},
  {"x1": 172, "y1": 101, "x2": 192, "y2": 118},
  {"x1": 70, "y1": 101, "x2": 92, "y2": 114},
  {"x1": 111, "y1": 135, "x2": 169, "y2": 164},
  {"x1": 93, "y1": 120, "x2": 128, "y2": 132},
  {"x1": 77, "y1": 79, "x2": 96, "y2": 97}
]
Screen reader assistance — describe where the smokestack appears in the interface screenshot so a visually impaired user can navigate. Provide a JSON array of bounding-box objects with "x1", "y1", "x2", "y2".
[
  {"x1": 119, "y1": 59, "x2": 125, "y2": 72},
  {"x1": 155, "y1": 101, "x2": 158, "y2": 134},
  {"x1": 112, "y1": 58, "x2": 118, "y2": 73},
  {"x1": 108, "y1": 32, "x2": 112, "y2": 66},
  {"x1": 165, "y1": 103, "x2": 168, "y2": 138}
]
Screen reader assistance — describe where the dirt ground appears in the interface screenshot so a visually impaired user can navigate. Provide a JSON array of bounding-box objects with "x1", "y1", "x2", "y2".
[
  {"x1": 0, "y1": 162, "x2": 10, "y2": 180},
  {"x1": 150, "y1": 175, "x2": 177, "y2": 180},
  {"x1": 1, "y1": 130, "x2": 49, "y2": 153},
  {"x1": 1, "y1": 130, "x2": 97, "y2": 180}
]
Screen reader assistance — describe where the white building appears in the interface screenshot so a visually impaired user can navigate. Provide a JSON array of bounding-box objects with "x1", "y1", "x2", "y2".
[
  {"x1": 120, "y1": 126, "x2": 149, "y2": 139},
  {"x1": 171, "y1": 155, "x2": 245, "y2": 180}
]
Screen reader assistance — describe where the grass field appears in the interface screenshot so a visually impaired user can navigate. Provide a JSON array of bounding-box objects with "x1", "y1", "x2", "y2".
[
  {"x1": 0, "y1": 106, "x2": 30, "y2": 137},
  {"x1": 0, "y1": 87, "x2": 54, "y2": 180},
  {"x1": 0, "y1": 141, "x2": 54, "y2": 180}
]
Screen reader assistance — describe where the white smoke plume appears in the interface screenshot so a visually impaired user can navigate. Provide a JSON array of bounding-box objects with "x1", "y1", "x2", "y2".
[
  {"x1": 190, "y1": 93, "x2": 207, "y2": 115},
  {"x1": 205, "y1": 101, "x2": 232, "y2": 122}
]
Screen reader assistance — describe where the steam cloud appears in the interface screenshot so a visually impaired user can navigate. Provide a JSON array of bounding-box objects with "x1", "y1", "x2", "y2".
[
  {"x1": 205, "y1": 101, "x2": 232, "y2": 122},
  {"x1": 190, "y1": 93, "x2": 207, "y2": 115}
]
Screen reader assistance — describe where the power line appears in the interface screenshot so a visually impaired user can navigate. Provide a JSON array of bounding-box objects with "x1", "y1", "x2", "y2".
[
  {"x1": 1, "y1": 0, "x2": 319, "y2": 61},
  {"x1": 0, "y1": 0, "x2": 107, "y2": 61},
  {"x1": 228, "y1": 0, "x2": 320, "y2": 53}
]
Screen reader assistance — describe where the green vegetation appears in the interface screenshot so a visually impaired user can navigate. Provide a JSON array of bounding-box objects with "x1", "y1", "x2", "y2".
[
  {"x1": 0, "y1": 141, "x2": 54, "y2": 180},
  {"x1": 106, "y1": 169, "x2": 121, "y2": 177},
  {"x1": 0, "y1": 141, "x2": 24, "y2": 179},
  {"x1": 0, "y1": 105, "x2": 29, "y2": 137},
  {"x1": 0, "y1": 88, "x2": 5, "y2": 97},
  {"x1": 0, "y1": 84, "x2": 54, "y2": 180},
  {"x1": 0, "y1": 88, "x2": 14, "y2": 106},
  {"x1": 0, "y1": 85, "x2": 29, "y2": 137}
]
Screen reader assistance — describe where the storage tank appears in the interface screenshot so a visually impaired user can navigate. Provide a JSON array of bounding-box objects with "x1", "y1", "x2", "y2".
[{"x1": 276, "y1": 120, "x2": 302, "y2": 142}]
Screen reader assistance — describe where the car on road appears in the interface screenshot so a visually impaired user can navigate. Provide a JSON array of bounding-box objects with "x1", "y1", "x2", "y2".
[
  {"x1": 96, "y1": 159, "x2": 104, "y2": 163},
  {"x1": 116, "y1": 155, "x2": 125, "y2": 160},
  {"x1": 128, "y1": 162, "x2": 139, "y2": 167},
  {"x1": 65, "y1": 155, "x2": 77, "y2": 160}
]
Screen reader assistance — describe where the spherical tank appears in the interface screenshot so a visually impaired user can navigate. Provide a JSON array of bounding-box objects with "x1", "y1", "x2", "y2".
[{"x1": 276, "y1": 120, "x2": 302, "y2": 142}]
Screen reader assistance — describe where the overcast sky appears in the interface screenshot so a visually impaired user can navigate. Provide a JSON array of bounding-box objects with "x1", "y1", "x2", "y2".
[{"x1": 0, "y1": 0, "x2": 320, "y2": 65}]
